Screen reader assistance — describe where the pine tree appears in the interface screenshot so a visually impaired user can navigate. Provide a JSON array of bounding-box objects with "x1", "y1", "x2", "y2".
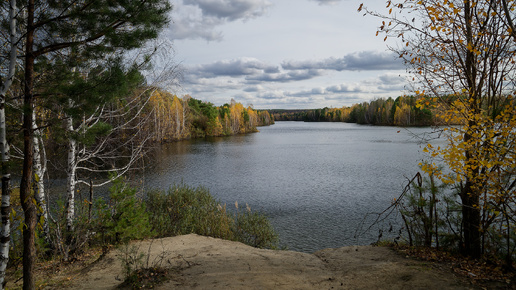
[{"x1": 13, "y1": 0, "x2": 171, "y2": 288}]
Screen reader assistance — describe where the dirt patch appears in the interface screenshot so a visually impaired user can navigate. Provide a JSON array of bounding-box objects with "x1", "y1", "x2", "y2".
[{"x1": 36, "y1": 234, "x2": 475, "y2": 289}]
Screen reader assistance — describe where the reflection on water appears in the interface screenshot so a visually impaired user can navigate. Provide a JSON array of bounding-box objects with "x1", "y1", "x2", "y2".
[{"x1": 144, "y1": 121, "x2": 442, "y2": 252}]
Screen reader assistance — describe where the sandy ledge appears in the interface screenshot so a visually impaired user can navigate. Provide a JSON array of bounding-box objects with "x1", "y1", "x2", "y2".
[{"x1": 61, "y1": 234, "x2": 472, "y2": 289}]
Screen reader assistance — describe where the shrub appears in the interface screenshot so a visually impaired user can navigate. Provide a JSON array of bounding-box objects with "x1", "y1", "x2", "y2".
[
  {"x1": 233, "y1": 202, "x2": 279, "y2": 249},
  {"x1": 93, "y1": 178, "x2": 153, "y2": 245},
  {"x1": 146, "y1": 184, "x2": 279, "y2": 249},
  {"x1": 146, "y1": 184, "x2": 233, "y2": 239},
  {"x1": 398, "y1": 168, "x2": 461, "y2": 250}
]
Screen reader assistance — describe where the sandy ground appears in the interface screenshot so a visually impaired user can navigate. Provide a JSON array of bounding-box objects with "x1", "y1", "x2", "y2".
[{"x1": 60, "y1": 234, "x2": 473, "y2": 289}]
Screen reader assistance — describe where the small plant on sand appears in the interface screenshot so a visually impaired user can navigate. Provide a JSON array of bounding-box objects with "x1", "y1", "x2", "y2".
[{"x1": 117, "y1": 241, "x2": 171, "y2": 289}]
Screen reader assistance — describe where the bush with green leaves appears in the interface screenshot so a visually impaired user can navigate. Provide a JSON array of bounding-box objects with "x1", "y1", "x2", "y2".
[
  {"x1": 146, "y1": 184, "x2": 279, "y2": 249},
  {"x1": 146, "y1": 184, "x2": 233, "y2": 239},
  {"x1": 12, "y1": 179, "x2": 278, "y2": 267},
  {"x1": 233, "y1": 202, "x2": 279, "y2": 249}
]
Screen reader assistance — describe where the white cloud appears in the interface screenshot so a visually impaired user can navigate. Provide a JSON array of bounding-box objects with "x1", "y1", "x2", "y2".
[
  {"x1": 326, "y1": 84, "x2": 360, "y2": 93},
  {"x1": 184, "y1": 0, "x2": 272, "y2": 20},
  {"x1": 309, "y1": 0, "x2": 341, "y2": 5},
  {"x1": 168, "y1": 8, "x2": 224, "y2": 41},
  {"x1": 167, "y1": 0, "x2": 272, "y2": 41}
]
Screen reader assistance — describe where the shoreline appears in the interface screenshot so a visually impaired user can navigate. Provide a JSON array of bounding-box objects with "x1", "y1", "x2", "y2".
[{"x1": 40, "y1": 234, "x2": 474, "y2": 289}]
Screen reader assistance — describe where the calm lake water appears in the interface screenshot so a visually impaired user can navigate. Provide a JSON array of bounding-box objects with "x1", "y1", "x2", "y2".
[{"x1": 144, "y1": 121, "x2": 440, "y2": 252}]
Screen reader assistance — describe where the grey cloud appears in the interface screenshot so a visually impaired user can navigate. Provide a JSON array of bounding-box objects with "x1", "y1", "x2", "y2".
[
  {"x1": 378, "y1": 84, "x2": 405, "y2": 91},
  {"x1": 183, "y1": 76, "x2": 244, "y2": 94},
  {"x1": 184, "y1": 0, "x2": 272, "y2": 21},
  {"x1": 378, "y1": 74, "x2": 404, "y2": 84},
  {"x1": 243, "y1": 85, "x2": 264, "y2": 92},
  {"x1": 282, "y1": 51, "x2": 404, "y2": 71},
  {"x1": 246, "y1": 69, "x2": 324, "y2": 83},
  {"x1": 311, "y1": 87, "x2": 325, "y2": 94},
  {"x1": 345, "y1": 51, "x2": 404, "y2": 70},
  {"x1": 190, "y1": 58, "x2": 279, "y2": 78},
  {"x1": 291, "y1": 83, "x2": 360, "y2": 98},
  {"x1": 256, "y1": 91, "x2": 288, "y2": 100}
]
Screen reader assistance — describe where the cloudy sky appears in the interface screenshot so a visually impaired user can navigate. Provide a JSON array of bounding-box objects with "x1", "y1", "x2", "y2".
[{"x1": 162, "y1": 0, "x2": 409, "y2": 109}]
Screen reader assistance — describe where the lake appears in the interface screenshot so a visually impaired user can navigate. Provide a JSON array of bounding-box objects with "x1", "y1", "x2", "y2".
[{"x1": 144, "y1": 121, "x2": 440, "y2": 252}]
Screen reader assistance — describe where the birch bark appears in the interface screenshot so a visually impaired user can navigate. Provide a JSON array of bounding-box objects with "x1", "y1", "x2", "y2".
[
  {"x1": 0, "y1": 0, "x2": 16, "y2": 287},
  {"x1": 65, "y1": 116, "x2": 77, "y2": 232},
  {"x1": 32, "y1": 111, "x2": 48, "y2": 239}
]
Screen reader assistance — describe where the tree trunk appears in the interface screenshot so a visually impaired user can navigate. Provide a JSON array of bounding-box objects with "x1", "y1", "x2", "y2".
[
  {"x1": 461, "y1": 177, "x2": 482, "y2": 258},
  {"x1": 460, "y1": 0, "x2": 482, "y2": 259},
  {"x1": 65, "y1": 116, "x2": 77, "y2": 232},
  {"x1": 20, "y1": 0, "x2": 38, "y2": 288},
  {"x1": 32, "y1": 112, "x2": 49, "y2": 242},
  {"x1": 461, "y1": 125, "x2": 481, "y2": 258},
  {"x1": 182, "y1": 97, "x2": 188, "y2": 137},
  {"x1": 175, "y1": 104, "x2": 180, "y2": 138},
  {"x1": 0, "y1": 0, "x2": 16, "y2": 287},
  {"x1": 0, "y1": 107, "x2": 11, "y2": 290},
  {"x1": 88, "y1": 180, "x2": 93, "y2": 221}
]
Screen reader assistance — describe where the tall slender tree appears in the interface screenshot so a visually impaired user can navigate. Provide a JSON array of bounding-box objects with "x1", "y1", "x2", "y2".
[
  {"x1": 0, "y1": 1, "x2": 17, "y2": 287},
  {"x1": 360, "y1": 0, "x2": 516, "y2": 258},
  {"x1": 14, "y1": 0, "x2": 171, "y2": 288}
]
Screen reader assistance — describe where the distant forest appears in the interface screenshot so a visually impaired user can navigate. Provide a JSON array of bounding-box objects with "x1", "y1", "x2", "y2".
[
  {"x1": 147, "y1": 90, "x2": 275, "y2": 142},
  {"x1": 269, "y1": 95, "x2": 434, "y2": 126}
]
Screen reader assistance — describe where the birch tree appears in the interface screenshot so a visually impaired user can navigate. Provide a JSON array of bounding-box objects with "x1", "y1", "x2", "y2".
[
  {"x1": 0, "y1": 0, "x2": 16, "y2": 287},
  {"x1": 360, "y1": 0, "x2": 516, "y2": 258},
  {"x1": 36, "y1": 53, "x2": 176, "y2": 259},
  {"x1": 13, "y1": 0, "x2": 171, "y2": 287},
  {"x1": 32, "y1": 110, "x2": 48, "y2": 242},
  {"x1": 59, "y1": 66, "x2": 150, "y2": 233}
]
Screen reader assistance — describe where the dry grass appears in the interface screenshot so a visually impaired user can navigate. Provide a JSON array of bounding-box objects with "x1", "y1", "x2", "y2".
[{"x1": 6, "y1": 247, "x2": 105, "y2": 289}]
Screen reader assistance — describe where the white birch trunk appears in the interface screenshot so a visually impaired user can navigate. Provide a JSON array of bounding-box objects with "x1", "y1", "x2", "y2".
[
  {"x1": 175, "y1": 104, "x2": 180, "y2": 137},
  {"x1": 155, "y1": 107, "x2": 161, "y2": 142},
  {"x1": 0, "y1": 104, "x2": 10, "y2": 289},
  {"x1": 0, "y1": 0, "x2": 16, "y2": 287},
  {"x1": 32, "y1": 111, "x2": 49, "y2": 239},
  {"x1": 65, "y1": 116, "x2": 77, "y2": 232},
  {"x1": 181, "y1": 96, "x2": 188, "y2": 137}
]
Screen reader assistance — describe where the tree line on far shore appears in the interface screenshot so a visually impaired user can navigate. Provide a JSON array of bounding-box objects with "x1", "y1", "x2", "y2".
[{"x1": 269, "y1": 95, "x2": 434, "y2": 126}]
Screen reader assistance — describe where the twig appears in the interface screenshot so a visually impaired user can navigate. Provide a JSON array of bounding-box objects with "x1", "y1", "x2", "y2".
[{"x1": 354, "y1": 172, "x2": 422, "y2": 240}]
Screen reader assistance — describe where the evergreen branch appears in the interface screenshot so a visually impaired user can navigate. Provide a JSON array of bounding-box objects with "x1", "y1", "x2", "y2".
[{"x1": 33, "y1": 19, "x2": 128, "y2": 58}]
